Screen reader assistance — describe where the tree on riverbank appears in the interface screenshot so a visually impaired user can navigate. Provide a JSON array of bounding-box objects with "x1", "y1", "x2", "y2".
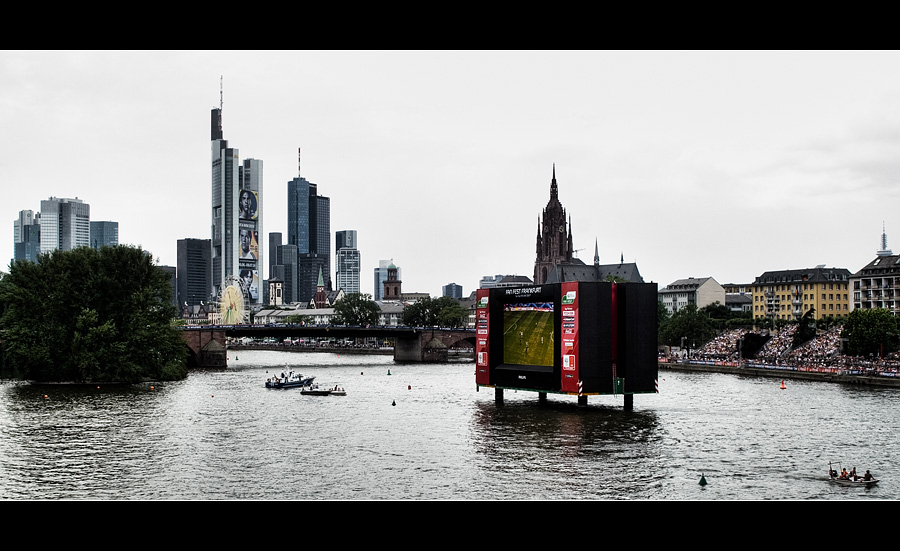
[
  {"x1": 658, "y1": 303, "x2": 716, "y2": 352},
  {"x1": 841, "y1": 308, "x2": 900, "y2": 357},
  {"x1": 401, "y1": 296, "x2": 468, "y2": 328},
  {"x1": 332, "y1": 293, "x2": 380, "y2": 326},
  {"x1": 0, "y1": 246, "x2": 188, "y2": 382}
]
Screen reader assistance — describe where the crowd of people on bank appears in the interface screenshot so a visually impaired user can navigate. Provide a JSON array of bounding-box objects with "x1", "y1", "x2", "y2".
[
  {"x1": 756, "y1": 324, "x2": 798, "y2": 361},
  {"x1": 786, "y1": 327, "x2": 842, "y2": 366},
  {"x1": 696, "y1": 329, "x2": 747, "y2": 361},
  {"x1": 670, "y1": 326, "x2": 900, "y2": 376}
]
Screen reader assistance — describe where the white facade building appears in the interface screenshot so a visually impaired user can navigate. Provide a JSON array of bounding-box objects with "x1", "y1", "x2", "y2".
[{"x1": 658, "y1": 276, "x2": 726, "y2": 315}]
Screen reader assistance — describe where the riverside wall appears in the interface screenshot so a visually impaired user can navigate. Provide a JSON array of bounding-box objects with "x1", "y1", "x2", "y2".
[{"x1": 659, "y1": 361, "x2": 900, "y2": 388}]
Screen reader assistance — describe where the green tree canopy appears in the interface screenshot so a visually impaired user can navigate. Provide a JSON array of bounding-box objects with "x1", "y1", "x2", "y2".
[
  {"x1": 658, "y1": 301, "x2": 671, "y2": 326},
  {"x1": 0, "y1": 245, "x2": 188, "y2": 382},
  {"x1": 332, "y1": 293, "x2": 380, "y2": 326},
  {"x1": 401, "y1": 296, "x2": 469, "y2": 328},
  {"x1": 658, "y1": 303, "x2": 716, "y2": 350},
  {"x1": 841, "y1": 308, "x2": 900, "y2": 357}
]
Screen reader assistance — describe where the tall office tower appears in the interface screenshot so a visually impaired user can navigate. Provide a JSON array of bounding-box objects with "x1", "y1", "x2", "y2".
[
  {"x1": 210, "y1": 100, "x2": 263, "y2": 304},
  {"x1": 335, "y1": 230, "x2": 360, "y2": 295},
  {"x1": 13, "y1": 209, "x2": 35, "y2": 243},
  {"x1": 298, "y1": 253, "x2": 329, "y2": 304},
  {"x1": 268, "y1": 232, "x2": 282, "y2": 278},
  {"x1": 39, "y1": 197, "x2": 90, "y2": 255},
  {"x1": 177, "y1": 238, "x2": 212, "y2": 307},
  {"x1": 239, "y1": 158, "x2": 263, "y2": 303},
  {"x1": 13, "y1": 210, "x2": 40, "y2": 263},
  {"x1": 272, "y1": 243, "x2": 299, "y2": 304},
  {"x1": 443, "y1": 282, "x2": 463, "y2": 299},
  {"x1": 90, "y1": 221, "x2": 119, "y2": 249},
  {"x1": 287, "y1": 149, "x2": 331, "y2": 303}
]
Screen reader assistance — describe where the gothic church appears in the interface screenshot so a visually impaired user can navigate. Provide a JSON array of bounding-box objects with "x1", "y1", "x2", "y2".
[
  {"x1": 534, "y1": 165, "x2": 573, "y2": 285},
  {"x1": 533, "y1": 165, "x2": 644, "y2": 285}
]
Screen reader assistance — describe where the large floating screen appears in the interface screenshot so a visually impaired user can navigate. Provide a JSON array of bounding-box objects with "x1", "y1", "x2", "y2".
[{"x1": 502, "y1": 300, "x2": 555, "y2": 367}]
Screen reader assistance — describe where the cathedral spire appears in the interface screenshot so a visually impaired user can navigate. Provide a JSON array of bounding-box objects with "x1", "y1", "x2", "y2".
[
  {"x1": 550, "y1": 163, "x2": 558, "y2": 200},
  {"x1": 594, "y1": 238, "x2": 600, "y2": 267}
]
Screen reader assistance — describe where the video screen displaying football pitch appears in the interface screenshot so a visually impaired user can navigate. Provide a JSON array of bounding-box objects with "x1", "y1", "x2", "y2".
[{"x1": 502, "y1": 303, "x2": 555, "y2": 367}]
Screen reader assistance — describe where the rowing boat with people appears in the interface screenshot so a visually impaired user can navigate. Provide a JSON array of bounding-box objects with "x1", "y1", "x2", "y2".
[{"x1": 828, "y1": 463, "x2": 878, "y2": 487}]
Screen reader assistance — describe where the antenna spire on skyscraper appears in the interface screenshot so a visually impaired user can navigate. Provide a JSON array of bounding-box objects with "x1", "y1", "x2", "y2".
[{"x1": 218, "y1": 76, "x2": 223, "y2": 133}]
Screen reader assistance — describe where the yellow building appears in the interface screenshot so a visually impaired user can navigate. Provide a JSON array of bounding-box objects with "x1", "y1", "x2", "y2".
[{"x1": 751, "y1": 266, "x2": 851, "y2": 321}]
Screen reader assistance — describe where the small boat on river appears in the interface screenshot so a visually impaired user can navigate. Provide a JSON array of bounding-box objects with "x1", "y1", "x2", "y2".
[
  {"x1": 828, "y1": 463, "x2": 878, "y2": 487},
  {"x1": 266, "y1": 372, "x2": 315, "y2": 389},
  {"x1": 300, "y1": 383, "x2": 347, "y2": 396}
]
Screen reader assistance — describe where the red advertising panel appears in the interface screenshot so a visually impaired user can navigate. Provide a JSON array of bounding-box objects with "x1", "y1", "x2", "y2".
[
  {"x1": 560, "y1": 281, "x2": 579, "y2": 393},
  {"x1": 475, "y1": 288, "x2": 490, "y2": 385}
]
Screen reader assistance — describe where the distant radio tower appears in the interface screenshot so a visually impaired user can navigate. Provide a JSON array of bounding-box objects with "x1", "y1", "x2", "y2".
[{"x1": 877, "y1": 221, "x2": 893, "y2": 257}]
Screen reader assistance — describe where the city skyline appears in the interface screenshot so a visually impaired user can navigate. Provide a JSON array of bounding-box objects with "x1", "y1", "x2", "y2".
[{"x1": 3, "y1": 50, "x2": 900, "y2": 297}]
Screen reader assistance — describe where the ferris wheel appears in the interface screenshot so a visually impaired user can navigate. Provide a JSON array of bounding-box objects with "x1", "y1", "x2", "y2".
[{"x1": 217, "y1": 275, "x2": 249, "y2": 325}]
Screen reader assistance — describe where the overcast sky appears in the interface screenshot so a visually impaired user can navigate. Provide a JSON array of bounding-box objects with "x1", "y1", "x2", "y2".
[{"x1": 3, "y1": 50, "x2": 900, "y2": 298}]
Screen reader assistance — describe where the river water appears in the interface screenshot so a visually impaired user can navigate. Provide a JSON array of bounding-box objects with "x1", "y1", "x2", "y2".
[{"x1": 0, "y1": 349, "x2": 895, "y2": 500}]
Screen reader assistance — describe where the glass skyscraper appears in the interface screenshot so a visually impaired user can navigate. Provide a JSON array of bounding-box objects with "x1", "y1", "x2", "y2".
[
  {"x1": 287, "y1": 173, "x2": 331, "y2": 303},
  {"x1": 335, "y1": 230, "x2": 360, "y2": 295},
  {"x1": 211, "y1": 106, "x2": 263, "y2": 304},
  {"x1": 177, "y1": 238, "x2": 212, "y2": 307},
  {"x1": 13, "y1": 210, "x2": 40, "y2": 263},
  {"x1": 90, "y1": 221, "x2": 119, "y2": 249},
  {"x1": 39, "y1": 197, "x2": 90, "y2": 255}
]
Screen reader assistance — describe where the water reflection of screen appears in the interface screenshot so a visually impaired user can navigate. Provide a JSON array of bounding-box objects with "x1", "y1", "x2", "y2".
[{"x1": 502, "y1": 301, "x2": 554, "y2": 367}]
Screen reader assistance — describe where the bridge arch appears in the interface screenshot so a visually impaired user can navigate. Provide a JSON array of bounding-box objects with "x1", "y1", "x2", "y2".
[{"x1": 180, "y1": 325, "x2": 475, "y2": 365}]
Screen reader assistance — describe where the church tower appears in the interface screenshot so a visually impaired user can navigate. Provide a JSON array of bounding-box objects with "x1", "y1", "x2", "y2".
[
  {"x1": 314, "y1": 266, "x2": 328, "y2": 308},
  {"x1": 383, "y1": 262, "x2": 402, "y2": 301},
  {"x1": 533, "y1": 165, "x2": 573, "y2": 285}
]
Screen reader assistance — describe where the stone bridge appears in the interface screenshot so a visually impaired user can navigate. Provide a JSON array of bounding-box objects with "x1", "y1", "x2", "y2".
[
  {"x1": 180, "y1": 326, "x2": 228, "y2": 368},
  {"x1": 180, "y1": 325, "x2": 475, "y2": 367}
]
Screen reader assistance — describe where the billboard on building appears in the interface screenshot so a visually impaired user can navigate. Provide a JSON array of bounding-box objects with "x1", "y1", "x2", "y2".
[
  {"x1": 239, "y1": 224, "x2": 258, "y2": 261},
  {"x1": 239, "y1": 189, "x2": 259, "y2": 220}
]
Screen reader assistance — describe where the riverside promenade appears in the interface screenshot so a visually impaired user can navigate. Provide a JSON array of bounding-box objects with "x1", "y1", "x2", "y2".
[{"x1": 659, "y1": 359, "x2": 900, "y2": 388}]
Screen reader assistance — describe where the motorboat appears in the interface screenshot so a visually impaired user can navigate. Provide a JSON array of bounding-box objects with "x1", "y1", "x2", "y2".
[
  {"x1": 301, "y1": 383, "x2": 332, "y2": 396},
  {"x1": 300, "y1": 383, "x2": 346, "y2": 396},
  {"x1": 266, "y1": 372, "x2": 315, "y2": 389}
]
